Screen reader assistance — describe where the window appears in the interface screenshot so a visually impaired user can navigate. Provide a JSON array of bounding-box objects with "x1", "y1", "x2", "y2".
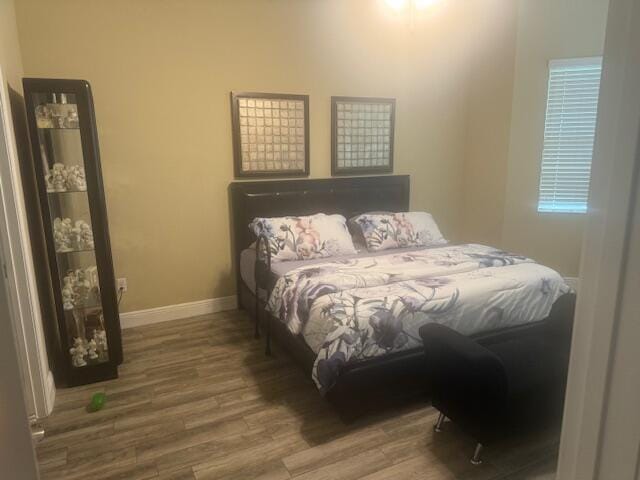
[{"x1": 538, "y1": 57, "x2": 603, "y2": 213}]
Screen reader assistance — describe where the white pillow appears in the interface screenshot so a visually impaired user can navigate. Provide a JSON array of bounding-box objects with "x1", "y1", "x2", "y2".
[
  {"x1": 249, "y1": 213, "x2": 357, "y2": 262},
  {"x1": 352, "y1": 211, "x2": 447, "y2": 252}
]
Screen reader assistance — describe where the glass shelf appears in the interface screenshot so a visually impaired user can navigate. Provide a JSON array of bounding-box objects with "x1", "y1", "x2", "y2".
[
  {"x1": 56, "y1": 247, "x2": 95, "y2": 255},
  {"x1": 38, "y1": 126, "x2": 81, "y2": 131},
  {"x1": 47, "y1": 188, "x2": 88, "y2": 194},
  {"x1": 64, "y1": 303, "x2": 101, "y2": 313},
  {"x1": 63, "y1": 300, "x2": 102, "y2": 312}
]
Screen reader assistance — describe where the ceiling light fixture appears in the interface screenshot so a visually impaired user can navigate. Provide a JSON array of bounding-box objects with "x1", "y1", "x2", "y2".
[
  {"x1": 385, "y1": 0, "x2": 409, "y2": 11},
  {"x1": 414, "y1": 0, "x2": 441, "y2": 9},
  {"x1": 385, "y1": 0, "x2": 441, "y2": 12}
]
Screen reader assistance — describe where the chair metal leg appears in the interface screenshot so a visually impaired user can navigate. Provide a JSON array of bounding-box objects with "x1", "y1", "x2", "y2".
[
  {"x1": 434, "y1": 412, "x2": 446, "y2": 433},
  {"x1": 470, "y1": 443, "x2": 483, "y2": 465}
]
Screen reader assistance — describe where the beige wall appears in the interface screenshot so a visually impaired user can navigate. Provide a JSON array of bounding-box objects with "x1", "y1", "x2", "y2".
[
  {"x1": 14, "y1": 0, "x2": 481, "y2": 312},
  {"x1": 0, "y1": 0, "x2": 24, "y2": 92},
  {"x1": 501, "y1": 0, "x2": 609, "y2": 276},
  {"x1": 461, "y1": 0, "x2": 610, "y2": 275},
  {"x1": 461, "y1": 0, "x2": 517, "y2": 246},
  {"x1": 12, "y1": 0, "x2": 610, "y2": 312}
]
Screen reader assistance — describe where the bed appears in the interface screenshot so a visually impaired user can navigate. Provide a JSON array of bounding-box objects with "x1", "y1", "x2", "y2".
[{"x1": 229, "y1": 176, "x2": 575, "y2": 401}]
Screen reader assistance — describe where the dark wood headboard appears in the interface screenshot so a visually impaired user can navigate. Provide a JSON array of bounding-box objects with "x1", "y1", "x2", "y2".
[{"x1": 229, "y1": 175, "x2": 410, "y2": 297}]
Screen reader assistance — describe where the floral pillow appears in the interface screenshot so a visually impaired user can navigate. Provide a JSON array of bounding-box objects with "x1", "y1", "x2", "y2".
[
  {"x1": 352, "y1": 212, "x2": 447, "y2": 252},
  {"x1": 249, "y1": 213, "x2": 357, "y2": 262}
]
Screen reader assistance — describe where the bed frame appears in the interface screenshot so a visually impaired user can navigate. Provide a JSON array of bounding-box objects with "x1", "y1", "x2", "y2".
[
  {"x1": 230, "y1": 175, "x2": 411, "y2": 288},
  {"x1": 228, "y1": 176, "x2": 576, "y2": 404}
]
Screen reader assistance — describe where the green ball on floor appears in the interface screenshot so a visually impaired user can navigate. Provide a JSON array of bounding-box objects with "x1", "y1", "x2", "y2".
[{"x1": 86, "y1": 392, "x2": 106, "y2": 413}]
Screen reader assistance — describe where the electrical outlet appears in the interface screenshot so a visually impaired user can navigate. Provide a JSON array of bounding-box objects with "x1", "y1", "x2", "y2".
[{"x1": 117, "y1": 278, "x2": 128, "y2": 293}]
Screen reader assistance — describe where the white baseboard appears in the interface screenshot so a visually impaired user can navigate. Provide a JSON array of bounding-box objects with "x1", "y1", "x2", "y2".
[
  {"x1": 120, "y1": 295, "x2": 237, "y2": 329},
  {"x1": 564, "y1": 276, "x2": 580, "y2": 292}
]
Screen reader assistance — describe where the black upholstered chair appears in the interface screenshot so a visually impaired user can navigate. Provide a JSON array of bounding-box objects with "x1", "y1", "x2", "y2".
[{"x1": 419, "y1": 294, "x2": 576, "y2": 464}]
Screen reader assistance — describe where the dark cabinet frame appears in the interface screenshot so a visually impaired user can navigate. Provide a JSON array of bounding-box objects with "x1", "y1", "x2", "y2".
[{"x1": 23, "y1": 78, "x2": 122, "y2": 387}]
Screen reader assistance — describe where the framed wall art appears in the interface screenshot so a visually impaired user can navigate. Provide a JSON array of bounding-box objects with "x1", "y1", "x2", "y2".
[
  {"x1": 331, "y1": 96, "x2": 395, "y2": 176},
  {"x1": 231, "y1": 92, "x2": 310, "y2": 178}
]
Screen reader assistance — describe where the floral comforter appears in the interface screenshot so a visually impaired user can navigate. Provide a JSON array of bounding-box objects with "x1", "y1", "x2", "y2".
[{"x1": 266, "y1": 244, "x2": 571, "y2": 393}]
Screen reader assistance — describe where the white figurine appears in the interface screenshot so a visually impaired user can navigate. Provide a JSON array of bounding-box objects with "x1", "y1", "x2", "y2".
[
  {"x1": 61, "y1": 276, "x2": 76, "y2": 310},
  {"x1": 66, "y1": 165, "x2": 87, "y2": 191},
  {"x1": 74, "y1": 269, "x2": 92, "y2": 306},
  {"x1": 94, "y1": 328, "x2": 108, "y2": 353},
  {"x1": 85, "y1": 266, "x2": 100, "y2": 291},
  {"x1": 64, "y1": 108, "x2": 80, "y2": 129},
  {"x1": 53, "y1": 218, "x2": 72, "y2": 252},
  {"x1": 55, "y1": 114, "x2": 65, "y2": 128},
  {"x1": 93, "y1": 328, "x2": 108, "y2": 361},
  {"x1": 35, "y1": 104, "x2": 54, "y2": 129},
  {"x1": 87, "y1": 339, "x2": 99, "y2": 360},
  {"x1": 69, "y1": 222, "x2": 82, "y2": 250},
  {"x1": 77, "y1": 221, "x2": 94, "y2": 250},
  {"x1": 47, "y1": 163, "x2": 68, "y2": 192},
  {"x1": 69, "y1": 337, "x2": 88, "y2": 367},
  {"x1": 62, "y1": 267, "x2": 100, "y2": 310},
  {"x1": 53, "y1": 218, "x2": 93, "y2": 251}
]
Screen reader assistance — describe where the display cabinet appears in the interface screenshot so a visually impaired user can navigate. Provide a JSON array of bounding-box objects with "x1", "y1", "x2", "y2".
[{"x1": 23, "y1": 78, "x2": 122, "y2": 387}]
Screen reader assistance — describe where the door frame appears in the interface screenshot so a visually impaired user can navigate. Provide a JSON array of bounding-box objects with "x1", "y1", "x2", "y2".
[
  {"x1": 0, "y1": 65, "x2": 54, "y2": 418},
  {"x1": 556, "y1": 0, "x2": 640, "y2": 476}
]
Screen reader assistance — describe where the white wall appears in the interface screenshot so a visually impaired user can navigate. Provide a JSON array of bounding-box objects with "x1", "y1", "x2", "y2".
[
  {"x1": 0, "y1": 66, "x2": 55, "y2": 418},
  {"x1": 0, "y1": 0, "x2": 55, "y2": 419},
  {"x1": 557, "y1": 0, "x2": 640, "y2": 475},
  {"x1": 502, "y1": 0, "x2": 610, "y2": 277}
]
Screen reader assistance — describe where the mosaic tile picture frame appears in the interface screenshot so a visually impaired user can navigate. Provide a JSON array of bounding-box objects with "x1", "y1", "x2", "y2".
[
  {"x1": 231, "y1": 92, "x2": 310, "y2": 178},
  {"x1": 331, "y1": 96, "x2": 395, "y2": 176}
]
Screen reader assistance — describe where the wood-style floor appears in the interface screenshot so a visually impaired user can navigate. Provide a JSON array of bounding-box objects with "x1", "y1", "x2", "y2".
[{"x1": 36, "y1": 310, "x2": 558, "y2": 480}]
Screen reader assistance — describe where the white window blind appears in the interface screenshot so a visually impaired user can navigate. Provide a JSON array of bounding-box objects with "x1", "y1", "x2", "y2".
[{"x1": 538, "y1": 57, "x2": 602, "y2": 213}]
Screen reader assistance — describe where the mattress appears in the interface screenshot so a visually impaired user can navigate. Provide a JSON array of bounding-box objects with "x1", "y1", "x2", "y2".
[{"x1": 264, "y1": 243, "x2": 571, "y2": 394}]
